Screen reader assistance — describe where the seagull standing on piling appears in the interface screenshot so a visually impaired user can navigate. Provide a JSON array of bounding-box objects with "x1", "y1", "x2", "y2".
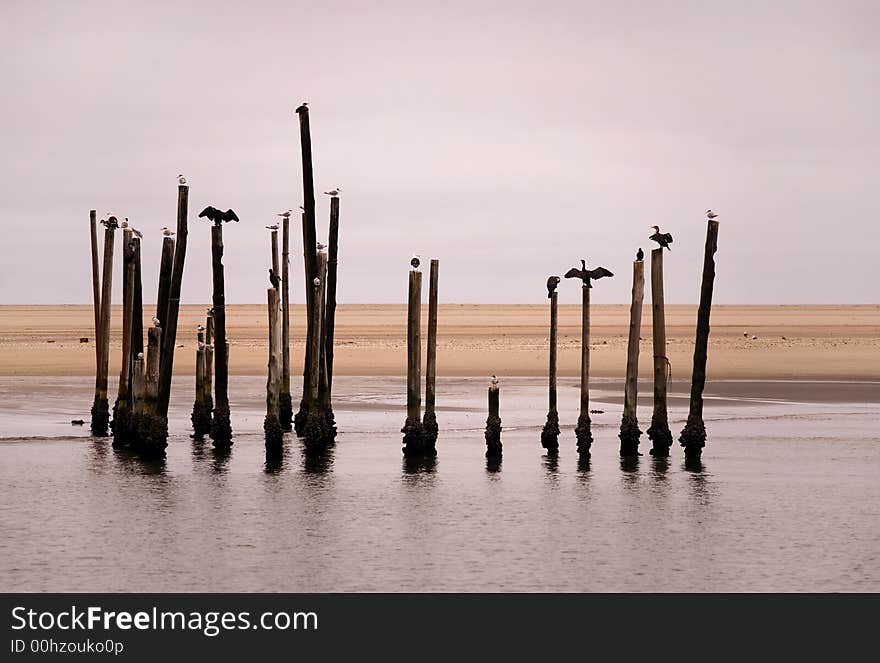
[
  {"x1": 277, "y1": 210, "x2": 291, "y2": 219},
  {"x1": 121, "y1": 218, "x2": 129, "y2": 229},
  {"x1": 410, "y1": 254, "x2": 421, "y2": 270},
  {"x1": 323, "y1": 188, "x2": 341, "y2": 197},
  {"x1": 152, "y1": 317, "x2": 161, "y2": 327},
  {"x1": 178, "y1": 174, "x2": 187, "y2": 185},
  {"x1": 706, "y1": 209, "x2": 718, "y2": 219},
  {"x1": 162, "y1": 227, "x2": 175, "y2": 237},
  {"x1": 490, "y1": 375, "x2": 499, "y2": 387},
  {"x1": 265, "y1": 224, "x2": 279, "y2": 231}
]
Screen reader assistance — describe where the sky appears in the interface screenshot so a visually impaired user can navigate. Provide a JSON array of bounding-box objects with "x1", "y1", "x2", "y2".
[{"x1": 1, "y1": 0, "x2": 878, "y2": 305}]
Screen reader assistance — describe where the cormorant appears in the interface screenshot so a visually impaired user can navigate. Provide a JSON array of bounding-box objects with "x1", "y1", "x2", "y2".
[
  {"x1": 636, "y1": 248, "x2": 644, "y2": 261},
  {"x1": 296, "y1": 102, "x2": 309, "y2": 114},
  {"x1": 546, "y1": 275, "x2": 561, "y2": 298},
  {"x1": 410, "y1": 254, "x2": 421, "y2": 270},
  {"x1": 564, "y1": 260, "x2": 614, "y2": 287},
  {"x1": 649, "y1": 225, "x2": 673, "y2": 250},
  {"x1": 198, "y1": 206, "x2": 240, "y2": 224}
]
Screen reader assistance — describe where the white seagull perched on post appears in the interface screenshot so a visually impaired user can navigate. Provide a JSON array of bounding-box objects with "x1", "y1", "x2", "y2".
[
  {"x1": 121, "y1": 218, "x2": 129, "y2": 229},
  {"x1": 265, "y1": 224, "x2": 279, "y2": 231},
  {"x1": 277, "y1": 210, "x2": 291, "y2": 218},
  {"x1": 152, "y1": 317, "x2": 161, "y2": 327},
  {"x1": 410, "y1": 254, "x2": 421, "y2": 270},
  {"x1": 317, "y1": 242, "x2": 327, "y2": 251},
  {"x1": 178, "y1": 174, "x2": 187, "y2": 185},
  {"x1": 490, "y1": 375, "x2": 499, "y2": 387},
  {"x1": 706, "y1": 209, "x2": 718, "y2": 219},
  {"x1": 162, "y1": 227, "x2": 175, "y2": 237},
  {"x1": 323, "y1": 187, "x2": 341, "y2": 197}
]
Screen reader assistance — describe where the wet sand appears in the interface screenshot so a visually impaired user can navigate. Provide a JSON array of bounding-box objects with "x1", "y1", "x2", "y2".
[{"x1": 0, "y1": 304, "x2": 878, "y2": 381}]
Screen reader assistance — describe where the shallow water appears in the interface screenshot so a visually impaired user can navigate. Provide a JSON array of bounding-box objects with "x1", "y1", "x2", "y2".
[{"x1": 1, "y1": 376, "x2": 878, "y2": 592}]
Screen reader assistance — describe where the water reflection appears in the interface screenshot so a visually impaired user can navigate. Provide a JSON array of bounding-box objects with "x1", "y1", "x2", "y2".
[
  {"x1": 576, "y1": 455, "x2": 591, "y2": 474},
  {"x1": 302, "y1": 446, "x2": 335, "y2": 475},
  {"x1": 485, "y1": 456, "x2": 502, "y2": 474},
  {"x1": 650, "y1": 456, "x2": 669, "y2": 480},
  {"x1": 684, "y1": 459, "x2": 713, "y2": 506},
  {"x1": 619, "y1": 456, "x2": 639, "y2": 489},
  {"x1": 211, "y1": 446, "x2": 232, "y2": 473},
  {"x1": 264, "y1": 453, "x2": 285, "y2": 475},
  {"x1": 402, "y1": 455, "x2": 437, "y2": 476}
]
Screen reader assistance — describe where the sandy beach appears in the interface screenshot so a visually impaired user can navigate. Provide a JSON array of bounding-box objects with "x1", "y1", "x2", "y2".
[{"x1": 0, "y1": 304, "x2": 877, "y2": 380}]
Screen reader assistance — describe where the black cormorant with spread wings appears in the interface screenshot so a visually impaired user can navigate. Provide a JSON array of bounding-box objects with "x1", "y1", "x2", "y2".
[
  {"x1": 198, "y1": 206, "x2": 240, "y2": 225},
  {"x1": 649, "y1": 225, "x2": 673, "y2": 250},
  {"x1": 546, "y1": 275, "x2": 561, "y2": 298},
  {"x1": 564, "y1": 260, "x2": 614, "y2": 288}
]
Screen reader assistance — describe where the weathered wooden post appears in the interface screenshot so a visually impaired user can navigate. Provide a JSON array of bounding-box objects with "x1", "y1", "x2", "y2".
[
  {"x1": 155, "y1": 235, "x2": 175, "y2": 344},
  {"x1": 680, "y1": 216, "x2": 720, "y2": 459},
  {"x1": 325, "y1": 196, "x2": 340, "y2": 395},
  {"x1": 304, "y1": 252, "x2": 328, "y2": 450},
  {"x1": 619, "y1": 258, "x2": 645, "y2": 457},
  {"x1": 158, "y1": 182, "x2": 189, "y2": 418},
  {"x1": 135, "y1": 325, "x2": 167, "y2": 456},
  {"x1": 112, "y1": 231, "x2": 136, "y2": 447},
  {"x1": 131, "y1": 355, "x2": 145, "y2": 418},
  {"x1": 204, "y1": 309, "x2": 214, "y2": 427},
  {"x1": 209, "y1": 223, "x2": 233, "y2": 447},
  {"x1": 280, "y1": 215, "x2": 292, "y2": 430},
  {"x1": 402, "y1": 265, "x2": 425, "y2": 456},
  {"x1": 130, "y1": 236, "x2": 144, "y2": 383},
  {"x1": 265, "y1": 287, "x2": 284, "y2": 454},
  {"x1": 295, "y1": 210, "x2": 314, "y2": 437},
  {"x1": 191, "y1": 326, "x2": 211, "y2": 437},
  {"x1": 541, "y1": 277, "x2": 561, "y2": 455},
  {"x1": 575, "y1": 281, "x2": 593, "y2": 456},
  {"x1": 270, "y1": 228, "x2": 280, "y2": 284},
  {"x1": 485, "y1": 378, "x2": 502, "y2": 458},
  {"x1": 89, "y1": 210, "x2": 100, "y2": 355},
  {"x1": 647, "y1": 248, "x2": 672, "y2": 455},
  {"x1": 422, "y1": 258, "x2": 439, "y2": 453},
  {"x1": 90, "y1": 218, "x2": 115, "y2": 435}
]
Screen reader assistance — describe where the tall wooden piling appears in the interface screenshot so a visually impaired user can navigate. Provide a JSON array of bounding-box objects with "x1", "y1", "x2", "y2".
[
  {"x1": 680, "y1": 219, "x2": 720, "y2": 459},
  {"x1": 155, "y1": 236, "x2": 175, "y2": 345},
  {"x1": 325, "y1": 197, "x2": 340, "y2": 395},
  {"x1": 209, "y1": 224, "x2": 233, "y2": 447},
  {"x1": 90, "y1": 220, "x2": 115, "y2": 435},
  {"x1": 135, "y1": 325, "x2": 167, "y2": 456},
  {"x1": 575, "y1": 282, "x2": 593, "y2": 455},
  {"x1": 619, "y1": 259, "x2": 645, "y2": 457},
  {"x1": 280, "y1": 216, "x2": 292, "y2": 430},
  {"x1": 112, "y1": 231, "x2": 136, "y2": 446},
  {"x1": 304, "y1": 252, "x2": 328, "y2": 450},
  {"x1": 158, "y1": 183, "x2": 189, "y2": 418},
  {"x1": 270, "y1": 229, "x2": 280, "y2": 284},
  {"x1": 295, "y1": 211, "x2": 314, "y2": 437},
  {"x1": 485, "y1": 381, "x2": 502, "y2": 458},
  {"x1": 204, "y1": 310, "x2": 214, "y2": 427},
  {"x1": 265, "y1": 287, "x2": 283, "y2": 454},
  {"x1": 402, "y1": 268, "x2": 425, "y2": 456},
  {"x1": 131, "y1": 355, "x2": 145, "y2": 418},
  {"x1": 647, "y1": 248, "x2": 672, "y2": 455},
  {"x1": 89, "y1": 210, "x2": 100, "y2": 356},
  {"x1": 422, "y1": 259, "x2": 439, "y2": 453},
  {"x1": 130, "y1": 237, "x2": 144, "y2": 378},
  {"x1": 191, "y1": 326, "x2": 211, "y2": 438},
  {"x1": 541, "y1": 288, "x2": 560, "y2": 455}
]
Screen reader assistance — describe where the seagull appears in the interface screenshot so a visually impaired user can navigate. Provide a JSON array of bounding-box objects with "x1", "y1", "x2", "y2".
[
  {"x1": 706, "y1": 209, "x2": 718, "y2": 219},
  {"x1": 198, "y1": 206, "x2": 239, "y2": 224},
  {"x1": 277, "y1": 210, "x2": 291, "y2": 218},
  {"x1": 313, "y1": 277, "x2": 321, "y2": 287},
  {"x1": 564, "y1": 260, "x2": 614, "y2": 288},
  {"x1": 296, "y1": 102, "x2": 309, "y2": 113},
  {"x1": 152, "y1": 317, "x2": 161, "y2": 327},
  {"x1": 197, "y1": 324, "x2": 205, "y2": 332},
  {"x1": 121, "y1": 218, "x2": 129, "y2": 229},
  {"x1": 162, "y1": 227, "x2": 175, "y2": 237},
  {"x1": 490, "y1": 375, "x2": 499, "y2": 387},
  {"x1": 269, "y1": 268, "x2": 281, "y2": 289},
  {"x1": 136, "y1": 352, "x2": 144, "y2": 360},
  {"x1": 546, "y1": 275, "x2": 561, "y2": 298},
  {"x1": 649, "y1": 225, "x2": 673, "y2": 251},
  {"x1": 265, "y1": 224, "x2": 279, "y2": 231},
  {"x1": 410, "y1": 254, "x2": 421, "y2": 270},
  {"x1": 131, "y1": 228, "x2": 143, "y2": 240},
  {"x1": 317, "y1": 242, "x2": 327, "y2": 251},
  {"x1": 323, "y1": 188, "x2": 341, "y2": 197},
  {"x1": 636, "y1": 248, "x2": 644, "y2": 261},
  {"x1": 178, "y1": 174, "x2": 187, "y2": 185}
]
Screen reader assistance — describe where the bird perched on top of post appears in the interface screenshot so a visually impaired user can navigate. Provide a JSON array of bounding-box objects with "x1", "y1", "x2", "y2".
[
  {"x1": 490, "y1": 375, "x2": 499, "y2": 387},
  {"x1": 198, "y1": 206, "x2": 240, "y2": 225},
  {"x1": 152, "y1": 317, "x2": 161, "y2": 327},
  {"x1": 269, "y1": 268, "x2": 281, "y2": 289},
  {"x1": 296, "y1": 102, "x2": 309, "y2": 114},
  {"x1": 120, "y1": 218, "x2": 129, "y2": 229},
  {"x1": 410, "y1": 254, "x2": 421, "y2": 270},
  {"x1": 162, "y1": 227, "x2": 175, "y2": 237},
  {"x1": 564, "y1": 260, "x2": 614, "y2": 288},
  {"x1": 277, "y1": 210, "x2": 291, "y2": 218},
  {"x1": 265, "y1": 223, "x2": 279, "y2": 231},
  {"x1": 101, "y1": 216, "x2": 119, "y2": 229},
  {"x1": 178, "y1": 174, "x2": 187, "y2": 186},
  {"x1": 636, "y1": 248, "x2": 644, "y2": 261},
  {"x1": 317, "y1": 242, "x2": 327, "y2": 251},
  {"x1": 323, "y1": 188, "x2": 341, "y2": 197},
  {"x1": 649, "y1": 225, "x2": 673, "y2": 251},
  {"x1": 131, "y1": 227, "x2": 143, "y2": 239},
  {"x1": 706, "y1": 209, "x2": 718, "y2": 219},
  {"x1": 546, "y1": 276, "x2": 561, "y2": 298}
]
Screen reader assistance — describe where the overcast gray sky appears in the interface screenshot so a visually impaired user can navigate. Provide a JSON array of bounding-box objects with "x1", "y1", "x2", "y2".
[{"x1": 1, "y1": 0, "x2": 877, "y2": 305}]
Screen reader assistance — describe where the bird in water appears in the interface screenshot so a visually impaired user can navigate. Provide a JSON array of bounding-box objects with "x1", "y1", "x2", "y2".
[
  {"x1": 152, "y1": 317, "x2": 161, "y2": 327},
  {"x1": 296, "y1": 102, "x2": 309, "y2": 113},
  {"x1": 277, "y1": 210, "x2": 291, "y2": 218},
  {"x1": 198, "y1": 206, "x2": 240, "y2": 224},
  {"x1": 706, "y1": 209, "x2": 718, "y2": 220},
  {"x1": 178, "y1": 174, "x2": 187, "y2": 185},
  {"x1": 162, "y1": 227, "x2": 175, "y2": 237},
  {"x1": 546, "y1": 275, "x2": 561, "y2": 298},
  {"x1": 649, "y1": 225, "x2": 673, "y2": 251},
  {"x1": 323, "y1": 188, "x2": 341, "y2": 197},
  {"x1": 269, "y1": 268, "x2": 281, "y2": 289},
  {"x1": 636, "y1": 248, "x2": 644, "y2": 261},
  {"x1": 410, "y1": 254, "x2": 421, "y2": 270},
  {"x1": 265, "y1": 223, "x2": 279, "y2": 231},
  {"x1": 564, "y1": 260, "x2": 614, "y2": 288}
]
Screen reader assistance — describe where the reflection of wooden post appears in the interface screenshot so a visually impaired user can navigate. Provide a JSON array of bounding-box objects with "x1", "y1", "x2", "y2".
[
  {"x1": 265, "y1": 287, "x2": 283, "y2": 453},
  {"x1": 680, "y1": 219, "x2": 720, "y2": 459},
  {"x1": 304, "y1": 252, "x2": 328, "y2": 450},
  {"x1": 191, "y1": 326, "x2": 211, "y2": 438},
  {"x1": 541, "y1": 289, "x2": 560, "y2": 455},
  {"x1": 280, "y1": 216, "x2": 292, "y2": 430},
  {"x1": 485, "y1": 381, "x2": 502, "y2": 458},
  {"x1": 89, "y1": 210, "x2": 100, "y2": 358},
  {"x1": 647, "y1": 249, "x2": 672, "y2": 455},
  {"x1": 422, "y1": 259, "x2": 439, "y2": 452},
  {"x1": 209, "y1": 224, "x2": 233, "y2": 447},
  {"x1": 619, "y1": 259, "x2": 644, "y2": 457},
  {"x1": 575, "y1": 283, "x2": 593, "y2": 455},
  {"x1": 112, "y1": 230, "x2": 135, "y2": 446},
  {"x1": 90, "y1": 221, "x2": 115, "y2": 435},
  {"x1": 402, "y1": 268, "x2": 425, "y2": 456}
]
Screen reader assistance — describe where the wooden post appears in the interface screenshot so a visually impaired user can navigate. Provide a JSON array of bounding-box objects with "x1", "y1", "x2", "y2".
[
  {"x1": 204, "y1": 310, "x2": 214, "y2": 427},
  {"x1": 575, "y1": 282, "x2": 593, "y2": 455},
  {"x1": 540, "y1": 289, "x2": 560, "y2": 455},
  {"x1": 485, "y1": 381, "x2": 502, "y2": 458},
  {"x1": 155, "y1": 236, "x2": 175, "y2": 345},
  {"x1": 90, "y1": 220, "x2": 115, "y2": 435},
  {"x1": 191, "y1": 326, "x2": 211, "y2": 438},
  {"x1": 130, "y1": 237, "x2": 144, "y2": 377},
  {"x1": 112, "y1": 231, "x2": 135, "y2": 447},
  {"x1": 89, "y1": 210, "x2": 100, "y2": 358},
  {"x1": 209, "y1": 223, "x2": 233, "y2": 447},
  {"x1": 136, "y1": 325, "x2": 167, "y2": 456},
  {"x1": 280, "y1": 215, "x2": 292, "y2": 430},
  {"x1": 680, "y1": 219, "x2": 720, "y2": 459},
  {"x1": 647, "y1": 249, "x2": 672, "y2": 455},
  {"x1": 265, "y1": 287, "x2": 283, "y2": 453},
  {"x1": 325, "y1": 196, "x2": 340, "y2": 395},
  {"x1": 295, "y1": 211, "x2": 313, "y2": 437},
  {"x1": 619, "y1": 259, "x2": 645, "y2": 457},
  {"x1": 131, "y1": 356, "x2": 145, "y2": 417},
  {"x1": 303, "y1": 252, "x2": 328, "y2": 450},
  {"x1": 421, "y1": 259, "x2": 439, "y2": 453},
  {"x1": 401, "y1": 268, "x2": 425, "y2": 456},
  {"x1": 271, "y1": 229, "x2": 280, "y2": 283},
  {"x1": 158, "y1": 183, "x2": 189, "y2": 418}
]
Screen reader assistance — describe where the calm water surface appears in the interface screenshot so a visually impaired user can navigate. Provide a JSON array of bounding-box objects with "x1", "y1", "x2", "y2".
[{"x1": 1, "y1": 376, "x2": 878, "y2": 592}]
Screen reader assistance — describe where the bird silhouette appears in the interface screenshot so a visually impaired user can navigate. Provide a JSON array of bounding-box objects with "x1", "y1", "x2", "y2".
[
  {"x1": 178, "y1": 174, "x2": 187, "y2": 185},
  {"x1": 162, "y1": 227, "x2": 174, "y2": 237},
  {"x1": 265, "y1": 224, "x2": 279, "y2": 231},
  {"x1": 546, "y1": 275, "x2": 561, "y2": 298},
  {"x1": 564, "y1": 260, "x2": 614, "y2": 288},
  {"x1": 296, "y1": 102, "x2": 309, "y2": 114},
  {"x1": 199, "y1": 206, "x2": 240, "y2": 224},
  {"x1": 101, "y1": 216, "x2": 119, "y2": 230},
  {"x1": 323, "y1": 188, "x2": 341, "y2": 197},
  {"x1": 277, "y1": 210, "x2": 291, "y2": 218},
  {"x1": 411, "y1": 254, "x2": 421, "y2": 270},
  {"x1": 636, "y1": 248, "x2": 644, "y2": 261},
  {"x1": 706, "y1": 209, "x2": 718, "y2": 219},
  {"x1": 649, "y1": 225, "x2": 673, "y2": 251},
  {"x1": 269, "y1": 268, "x2": 281, "y2": 289}
]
